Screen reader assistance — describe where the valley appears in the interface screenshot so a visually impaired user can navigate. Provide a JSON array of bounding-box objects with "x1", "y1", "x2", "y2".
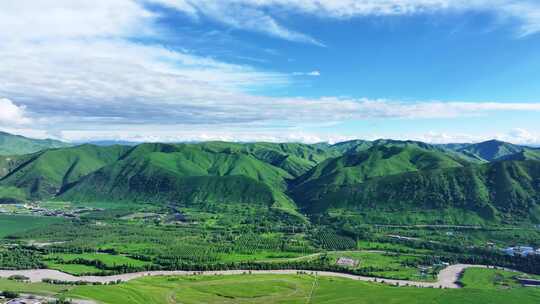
[{"x1": 1, "y1": 134, "x2": 540, "y2": 303}]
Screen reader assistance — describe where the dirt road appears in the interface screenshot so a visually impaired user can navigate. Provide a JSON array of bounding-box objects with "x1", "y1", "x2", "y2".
[{"x1": 0, "y1": 264, "x2": 495, "y2": 288}]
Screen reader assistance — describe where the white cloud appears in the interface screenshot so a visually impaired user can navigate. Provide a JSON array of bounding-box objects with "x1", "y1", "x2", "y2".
[
  {"x1": 151, "y1": 0, "x2": 540, "y2": 42},
  {"x1": 499, "y1": 128, "x2": 540, "y2": 145},
  {"x1": 293, "y1": 70, "x2": 320, "y2": 76},
  {"x1": 0, "y1": 0, "x2": 153, "y2": 41},
  {"x1": 57, "y1": 127, "x2": 540, "y2": 146},
  {"x1": 399, "y1": 129, "x2": 540, "y2": 146},
  {"x1": 1, "y1": 1, "x2": 539, "y2": 144},
  {"x1": 59, "y1": 127, "x2": 355, "y2": 144},
  {"x1": 0, "y1": 98, "x2": 32, "y2": 126},
  {"x1": 150, "y1": 0, "x2": 325, "y2": 46}
]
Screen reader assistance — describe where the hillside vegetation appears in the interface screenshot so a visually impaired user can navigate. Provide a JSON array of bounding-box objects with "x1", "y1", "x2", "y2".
[
  {"x1": 456, "y1": 140, "x2": 539, "y2": 161},
  {"x1": 294, "y1": 160, "x2": 540, "y2": 223},
  {"x1": 0, "y1": 131, "x2": 70, "y2": 155},
  {"x1": 0, "y1": 145, "x2": 130, "y2": 199},
  {"x1": 0, "y1": 133, "x2": 539, "y2": 224}
]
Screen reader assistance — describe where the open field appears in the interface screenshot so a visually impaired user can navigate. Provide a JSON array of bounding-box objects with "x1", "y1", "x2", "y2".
[
  {"x1": 0, "y1": 215, "x2": 66, "y2": 238},
  {"x1": 1, "y1": 268, "x2": 539, "y2": 304},
  {"x1": 45, "y1": 253, "x2": 153, "y2": 268}
]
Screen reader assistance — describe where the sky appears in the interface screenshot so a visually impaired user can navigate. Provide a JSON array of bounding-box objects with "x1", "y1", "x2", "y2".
[{"x1": 1, "y1": 0, "x2": 540, "y2": 145}]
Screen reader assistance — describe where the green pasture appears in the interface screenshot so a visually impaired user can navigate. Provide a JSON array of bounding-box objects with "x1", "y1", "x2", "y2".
[{"x1": 1, "y1": 268, "x2": 539, "y2": 304}]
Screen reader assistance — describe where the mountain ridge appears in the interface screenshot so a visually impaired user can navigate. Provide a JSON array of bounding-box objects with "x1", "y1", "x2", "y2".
[{"x1": 1, "y1": 132, "x2": 539, "y2": 224}]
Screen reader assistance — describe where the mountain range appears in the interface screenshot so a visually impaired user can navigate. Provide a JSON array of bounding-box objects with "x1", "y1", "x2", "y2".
[
  {"x1": 0, "y1": 131, "x2": 70, "y2": 155},
  {"x1": 0, "y1": 132, "x2": 539, "y2": 224}
]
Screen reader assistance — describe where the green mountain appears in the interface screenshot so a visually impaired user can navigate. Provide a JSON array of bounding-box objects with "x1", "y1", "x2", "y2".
[
  {"x1": 1, "y1": 139, "x2": 539, "y2": 224},
  {"x1": 0, "y1": 131, "x2": 70, "y2": 155},
  {"x1": 437, "y1": 143, "x2": 472, "y2": 151},
  {"x1": 0, "y1": 144, "x2": 129, "y2": 199},
  {"x1": 291, "y1": 145, "x2": 465, "y2": 206},
  {"x1": 457, "y1": 140, "x2": 527, "y2": 161},
  {"x1": 197, "y1": 141, "x2": 339, "y2": 177},
  {"x1": 59, "y1": 143, "x2": 298, "y2": 212},
  {"x1": 498, "y1": 149, "x2": 540, "y2": 161},
  {"x1": 294, "y1": 159, "x2": 540, "y2": 223},
  {"x1": 327, "y1": 139, "x2": 483, "y2": 164},
  {"x1": 0, "y1": 154, "x2": 27, "y2": 179},
  {"x1": 327, "y1": 139, "x2": 373, "y2": 154}
]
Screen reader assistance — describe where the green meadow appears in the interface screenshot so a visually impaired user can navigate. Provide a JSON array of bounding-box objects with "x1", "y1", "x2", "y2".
[
  {"x1": 1, "y1": 268, "x2": 539, "y2": 304},
  {"x1": 0, "y1": 215, "x2": 66, "y2": 238}
]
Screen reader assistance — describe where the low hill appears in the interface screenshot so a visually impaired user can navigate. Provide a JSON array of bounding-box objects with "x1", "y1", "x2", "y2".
[{"x1": 0, "y1": 131, "x2": 70, "y2": 155}]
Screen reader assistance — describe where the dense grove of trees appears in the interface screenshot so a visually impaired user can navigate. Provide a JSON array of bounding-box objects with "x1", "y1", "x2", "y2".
[{"x1": 0, "y1": 248, "x2": 45, "y2": 269}]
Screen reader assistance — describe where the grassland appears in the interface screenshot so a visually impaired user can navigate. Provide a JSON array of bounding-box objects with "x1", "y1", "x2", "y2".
[
  {"x1": 41, "y1": 253, "x2": 154, "y2": 275},
  {"x1": 1, "y1": 268, "x2": 539, "y2": 304},
  {"x1": 0, "y1": 215, "x2": 66, "y2": 238},
  {"x1": 44, "y1": 263, "x2": 103, "y2": 275},
  {"x1": 0, "y1": 278, "x2": 66, "y2": 296},
  {"x1": 324, "y1": 251, "x2": 435, "y2": 281}
]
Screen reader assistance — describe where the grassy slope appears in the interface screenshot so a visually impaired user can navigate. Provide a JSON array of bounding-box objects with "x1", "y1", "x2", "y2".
[
  {"x1": 331, "y1": 139, "x2": 484, "y2": 163},
  {"x1": 59, "y1": 143, "x2": 298, "y2": 213},
  {"x1": 198, "y1": 141, "x2": 339, "y2": 177},
  {"x1": 0, "y1": 144, "x2": 130, "y2": 199},
  {"x1": 0, "y1": 154, "x2": 30, "y2": 179},
  {"x1": 0, "y1": 131, "x2": 70, "y2": 155},
  {"x1": 2, "y1": 140, "x2": 540, "y2": 224},
  {"x1": 458, "y1": 140, "x2": 526, "y2": 161},
  {"x1": 499, "y1": 149, "x2": 540, "y2": 161},
  {"x1": 295, "y1": 145, "x2": 463, "y2": 186},
  {"x1": 55, "y1": 269, "x2": 540, "y2": 304},
  {"x1": 297, "y1": 159, "x2": 540, "y2": 223},
  {"x1": 292, "y1": 146, "x2": 465, "y2": 212}
]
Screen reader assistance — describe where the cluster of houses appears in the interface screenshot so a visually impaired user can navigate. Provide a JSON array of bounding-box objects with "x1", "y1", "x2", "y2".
[
  {"x1": 0, "y1": 295, "x2": 44, "y2": 304},
  {"x1": 4, "y1": 203, "x2": 104, "y2": 218},
  {"x1": 336, "y1": 257, "x2": 359, "y2": 267},
  {"x1": 4, "y1": 299, "x2": 43, "y2": 304},
  {"x1": 503, "y1": 246, "x2": 540, "y2": 257}
]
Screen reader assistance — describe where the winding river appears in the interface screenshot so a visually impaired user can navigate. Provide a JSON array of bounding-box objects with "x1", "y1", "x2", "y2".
[{"x1": 0, "y1": 264, "x2": 496, "y2": 289}]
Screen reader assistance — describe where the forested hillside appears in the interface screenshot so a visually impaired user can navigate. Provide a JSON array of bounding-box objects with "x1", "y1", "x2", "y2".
[
  {"x1": 293, "y1": 160, "x2": 540, "y2": 223},
  {"x1": 1, "y1": 133, "x2": 539, "y2": 224}
]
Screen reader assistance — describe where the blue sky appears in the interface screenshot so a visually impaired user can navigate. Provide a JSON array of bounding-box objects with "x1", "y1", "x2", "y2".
[{"x1": 0, "y1": 0, "x2": 539, "y2": 144}]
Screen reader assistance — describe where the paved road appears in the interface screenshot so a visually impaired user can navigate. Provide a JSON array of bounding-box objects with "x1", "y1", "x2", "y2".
[{"x1": 0, "y1": 264, "x2": 494, "y2": 288}]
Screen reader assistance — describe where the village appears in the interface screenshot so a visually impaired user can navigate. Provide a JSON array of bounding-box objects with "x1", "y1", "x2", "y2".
[{"x1": 0, "y1": 203, "x2": 103, "y2": 219}]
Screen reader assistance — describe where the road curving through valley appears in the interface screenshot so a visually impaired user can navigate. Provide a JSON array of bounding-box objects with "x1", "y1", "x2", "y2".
[{"x1": 0, "y1": 264, "x2": 500, "y2": 288}]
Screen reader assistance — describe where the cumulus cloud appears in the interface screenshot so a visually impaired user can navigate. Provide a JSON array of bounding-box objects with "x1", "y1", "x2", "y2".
[
  {"x1": 1, "y1": 1, "x2": 539, "y2": 144},
  {"x1": 0, "y1": 98, "x2": 32, "y2": 126},
  {"x1": 403, "y1": 129, "x2": 540, "y2": 146},
  {"x1": 0, "y1": 0, "x2": 153, "y2": 41},
  {"x1": 500, "y1": 128, "x2": 540, "y2": 145}
]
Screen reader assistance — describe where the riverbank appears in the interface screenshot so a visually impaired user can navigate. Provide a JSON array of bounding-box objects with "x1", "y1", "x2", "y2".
[{"x1": 0, "y1": 264, "x2": 494, "y2": 289}]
